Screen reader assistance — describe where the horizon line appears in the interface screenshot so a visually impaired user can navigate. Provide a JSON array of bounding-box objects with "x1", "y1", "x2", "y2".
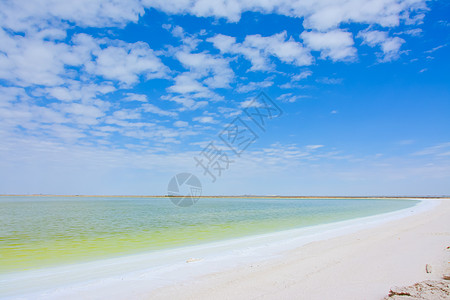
[{"x1": 1, "y1": 194, "x2": 449, "y2": 199}]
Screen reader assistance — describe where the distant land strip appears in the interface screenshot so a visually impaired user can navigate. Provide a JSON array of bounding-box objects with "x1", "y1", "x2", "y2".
[{"x1": 0, "y1": 194, "x2": 449, "y2": 199}]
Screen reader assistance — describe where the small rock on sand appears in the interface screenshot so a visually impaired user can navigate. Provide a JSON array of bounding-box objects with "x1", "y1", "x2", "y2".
[{"x1": 385, "y1": 280, "x2": 450, "y2": 299}]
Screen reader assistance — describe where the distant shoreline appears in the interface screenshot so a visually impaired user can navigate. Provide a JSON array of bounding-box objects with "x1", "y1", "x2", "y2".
[{"x1": 0, "y1": 194, "x2": 449, "y2": 199}]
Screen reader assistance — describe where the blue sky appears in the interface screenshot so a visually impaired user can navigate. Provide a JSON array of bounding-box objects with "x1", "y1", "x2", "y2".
[{"x1": 0, "y1": 0, "x2": 449, "y2": 196}]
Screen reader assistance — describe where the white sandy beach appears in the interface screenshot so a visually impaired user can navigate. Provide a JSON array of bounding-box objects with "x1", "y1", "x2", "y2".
[
  {"x1": 2, "y1": 199, "x2": 449, "y2": 300},
  {"x1": 149, "y1": 200, "x2": 450, "y2": 300}
]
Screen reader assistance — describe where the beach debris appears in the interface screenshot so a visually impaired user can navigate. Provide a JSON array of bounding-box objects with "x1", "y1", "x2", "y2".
[
  {"x1": 444, "y1": 274, "x2": 450, "y2": 280},
  {"x1": 425, "y1": 264, "x2": 432, "y2": 273},
  {"x1": 385, "y1": 280, "x2": 450, "y2": 299},
  {"x1": 186, "y1": 258, "x2": 202, "y2": 263}
]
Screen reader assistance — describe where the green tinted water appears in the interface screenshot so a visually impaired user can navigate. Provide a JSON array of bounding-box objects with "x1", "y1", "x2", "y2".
[{"x1": 0, "y1": 197, "x2": 418, "y2": 273}]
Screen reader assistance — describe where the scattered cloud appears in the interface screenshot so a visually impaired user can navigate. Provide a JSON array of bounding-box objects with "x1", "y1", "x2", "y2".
[
  {"x1": 168, "y1": 73, "x2": 213, "y2": 97},
  {"x1": 301, "y1": 30, "x2": 357, "y2": 62},
  {"x1": 161, "y1": 95, "x2": 208, "y2": 111},
  {"x1": 173, "y1": 120, "x2": 189, "y2": 127},
  {"x1": 292, "y1": 70, "x2": 312, "y2": 81},
  {"x1": 0, "y1": 30, "x2": 167, "y2": 88},
  {"x1": 112, "y1": 109, "x2": 141, "y2": 120},
  {"x1": 208, "y1": 31, "x2": 313, "y2": 71},
  {"x1": 277, "y1": 93, "x2": 309, "y2": 103},
  {"x1": 424, "y1": 44, "x2": 447, "y2": 53},
  {"x1": 142, "y1": 103, "x2": 177, "y2": 117},
  {"x1": 438, "y1": 20, "x2": 450, "y2": 27},
  {"x1": 395, "y1": 28, "x2": 423, "y2": 36},
  {"x1": 279, "y1": 82, "x2": 310, "y2": 89},
  {"x1": 143, "y1": 0, "x2": 427, "y2": 31},
  {"x1": 413, "y1": 142, "x2": 450, "y2": 157},
  {"x1": 217, "y1": 106, "x2": 241, "y2": 118},
  {"x1": 316, "y1": 77, "x2": 343, "y2": 84},
  {"x1": 240, "y1": 99, "x2": 263, "y2": 108},
  {"x1": 42, "y1": 83, "x2": 116, "y2": 102},
  {"x1": 89, "y1": 39, "x2": 169, "y2": 86},
  {"x1": 193, "y1": 116, "x2": 217, "y2": 124},
  {"x1": 11, "y1": 1, "x2": 143, "y2": 28},
  {"x1": 175, "y1": 50, "x2": 234, "y2": 89},
  {"x1": 306, "y1": 145, "x2": 324, "y2": 150},
  {"x1": 358, "y1": 29, "x2": 406, "y2": 62},
  {"x1": 236, "y1": 77, "x2": 274, "y2": 93},
  {"x1": 122, "y1": 93, "x2": 148, "y2": 102}
]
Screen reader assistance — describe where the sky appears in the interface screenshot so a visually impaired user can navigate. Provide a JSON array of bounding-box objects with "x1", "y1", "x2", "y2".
[{"x1": 0, "y1": 0, "x2": 449, "y2": 196}]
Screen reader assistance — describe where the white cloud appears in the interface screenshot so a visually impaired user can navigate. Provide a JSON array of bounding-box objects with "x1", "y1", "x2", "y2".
[
  {"x1": 217, "y1": 106, "x2": 241, "y2": 118},
  {"x1": 413, "y1": 142, "x2": 450, "y2": 156},
  {"x1": 113, "y1": 109, "x2": 141, "y2": 120},
  {"x1": 89, "y1": 41, "x2": 168, "y2": 86},
  {"x1": 0, "y1": 0, "x2": 144, "y2": 32},
  {"x1": 165, "y1": 26, "x2": 233, "y2": 105},
  {"x1": 301, "y1": 30, "x2": 357, "y2": 62},
  {"x1": 143, "y1": 0, "x2": 427, "y2": 31},
  {"x1": 279, "y1": 82, "x2": 309, "y2": 89},
  {"x1": 161, "y1": 95, "x2": 208, "y2": 111},
  {"x1": 141, "y1": 103, "x2": 178, "y2": 117},
  {"x1": 43, "y1": 83, "x2": 116, "y2": 102},
  {"x1": 277, "y1": 93, "x2": 309, "y2": 103},
  {"x1": 59, "y1": 103, "x2": 105, "y2": 125},
  {"x1": 0, "y1": 28, "x2": 74, "y2": 86},
  {"x1": 165, "y1": 25, "x2": 202, "y2": 51},
  {"x1": 0, "y1": 85, "x2": 114, "y2": 141},
  {"x1": 292, "y1": 70, "x2": 312, "y2": 81},
  {"x1": 43, "y1": 124, "x2": 86, "y2": 141},
  {"x1": 0, "y1": 29, "x2": 168, "y2": 88},
  {"x1": 357, "y1": 29, "x2": 405, "y2": 62},
  {"x1": 168, "y1": 73, "x2": 214, "y2": 97},
  {"x1": 395, "y1": 28, "x2": 423, "y2": 36},
  {"x1": 208, "y1": 31, "x2": 312, "y2": 71},
  {"x1": 122, "y1": 93, "x2": 148, "y2": 102},
  {"x1": 173, "y1": 120, "x2": 189, "y2": 127},
  {"x1": 236, "y1": 78, "x2": 274, "y2": 93},
  {"x1": 175, "y1": 50, "x2": 234, "y2": 89},
  {"x1": 306, "y1": 145, "x2": 324, "y2": 150},
  {"x1": 193, "y1": 116, "x2": 217, "y2": 124},
  {"x1": 240, "y1": 99, "x2": 262, "y2": 108},
  {"x1": 0, "y1": 86, "x2": 30, "y2": 107},
  {"x1": 316, "y1": 77, "x2": 343, "y2": 84},
  {"x1": 424, "y1": 44, "x2": 447, "y2": 54}
]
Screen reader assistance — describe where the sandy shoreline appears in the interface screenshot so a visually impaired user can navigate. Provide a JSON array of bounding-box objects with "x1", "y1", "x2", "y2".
[
  {"x1": 2, "y1": 199, "x2": 449, "y2": 299},
  {"x1": 149, "y1": 200, "x2": 450, "y2": 300}
]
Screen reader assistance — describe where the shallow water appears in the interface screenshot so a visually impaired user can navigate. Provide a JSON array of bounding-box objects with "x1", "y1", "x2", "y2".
[{"x1": 0, "y1": 196, "x2": 418, "y2": 273}]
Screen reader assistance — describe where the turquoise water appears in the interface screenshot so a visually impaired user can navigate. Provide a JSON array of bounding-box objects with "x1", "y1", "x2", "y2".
[{"x1": 0, "y1": 196, "x2": 418, "y2": 273}]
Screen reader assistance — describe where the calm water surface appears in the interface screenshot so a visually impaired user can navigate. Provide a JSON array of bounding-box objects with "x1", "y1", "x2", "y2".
[{"x1": 0, "y1": 196, "x2": 418, "y2": 273}]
